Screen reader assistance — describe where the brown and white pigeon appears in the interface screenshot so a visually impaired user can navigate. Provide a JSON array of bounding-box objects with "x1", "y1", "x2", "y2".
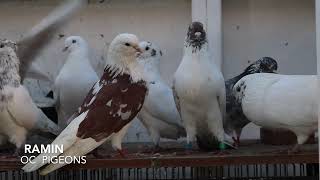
[{"x1": 22, "y1": 33, "x2": 148, "y2": 175}]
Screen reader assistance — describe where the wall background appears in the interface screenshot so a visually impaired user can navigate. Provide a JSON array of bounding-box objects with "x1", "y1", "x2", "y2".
[{"x1": 0, "y1": 0, "x2": 316, "y2": 142}]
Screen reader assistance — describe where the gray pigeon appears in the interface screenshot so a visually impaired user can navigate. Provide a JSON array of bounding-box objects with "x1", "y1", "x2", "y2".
[{"x1": 224, "y1": 57, "x2": 278, "y2": 146}]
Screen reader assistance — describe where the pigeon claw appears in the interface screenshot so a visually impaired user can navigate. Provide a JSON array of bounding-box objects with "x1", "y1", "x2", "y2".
[{"x1": 117, "y1": 149, "x2": 128, "y2": 158}]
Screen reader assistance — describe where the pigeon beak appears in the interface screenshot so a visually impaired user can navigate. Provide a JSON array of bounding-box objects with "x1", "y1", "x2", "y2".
[
  {"x1": 62, "y1": 46, "x2": 68, "y2": 52},
  {"x1": 134, "y1": 46, "x2": 142, "y2": 57},
  {"x1": 194, "y1": 32, "x2": 202, "y2": 39},
  {"x1": 134, "y1": 46, "x2": 142, "y2": 53}
]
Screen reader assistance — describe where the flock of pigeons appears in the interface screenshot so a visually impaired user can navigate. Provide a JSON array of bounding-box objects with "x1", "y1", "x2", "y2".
[{"x1": 0, "y1": 0, "x2": 316, "y2": 176}]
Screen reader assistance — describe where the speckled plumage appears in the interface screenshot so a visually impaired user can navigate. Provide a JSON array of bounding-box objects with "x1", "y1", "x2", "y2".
[
  {"x1": 173, "y1": 22, "x2": 227, "y2": 151},
  {"x1": 0, "y1": 40, "x2": 20, "y2": 109},
  {"x1": 224, "y1": 57, "x2": 278, "y2": 144},
  {"x1": 233, "y1": 73, "x2": 317, "y2": 152},
  {"x1": 76, "y1": 65, "x2": 147, "y2": 141},
  {"x1": 0, "y1": 0, "x2": 86, "y2": 151},
  {"x1": 0, "y1": 39, "x2": 60, "y2": 152}
]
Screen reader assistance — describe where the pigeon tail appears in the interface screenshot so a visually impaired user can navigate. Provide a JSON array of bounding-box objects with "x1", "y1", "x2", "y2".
[{"x1": 40, "y1": 137, "x2": 105, "y2": 175}]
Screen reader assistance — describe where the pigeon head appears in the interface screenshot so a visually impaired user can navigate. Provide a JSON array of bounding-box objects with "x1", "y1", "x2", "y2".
[
  {"x1": 107, "y1": 33, "x2": 145, "y2": 81},
  {"x1": 108, "y1": 33, "x2": 141, "y2": 63},
  {"x1": 138, "y1": 41, "x2": 163, "y2": 59},
  {"x1": 63, "y1": 36, "x2": 88, "y2": 53},
  {"x1": 0, "y1": 39, "x2": 20, "y2": 87},
  {"x1": 185, "y1": 21, "x2": 207, "y2": 51},
  {"x1": 0, "y1": 39, "x2": 18, "y2": 53},
  {"x1": 244, "y1": 57, "x2": 278, "y2": 74},
  {"x1": 138, "y1": 41, "x2": 163, "y2": 74}
]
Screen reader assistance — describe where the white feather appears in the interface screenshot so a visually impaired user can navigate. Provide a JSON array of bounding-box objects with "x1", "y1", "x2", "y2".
[
  {"x1": 234, "y1": 73, "x2": 318, "y2": 145},
  {"x1": 173, "y1": 42, "x2": 226, "y2": 145},
  {"x1": 0, "y1": 85, "x2": 59, "y2": 150},
  {"x1": 54, "y1": 36, "x2": 98, "y2": 128},
  {"x1": 137, "y1": 41, "x2": 185, "y2": 145},
  {"x1": 22, "y1": 33, "x2": 145, "y2": 175},
  {"x1": 22, "y1": 110, "x2": 109, "y2": 173}
]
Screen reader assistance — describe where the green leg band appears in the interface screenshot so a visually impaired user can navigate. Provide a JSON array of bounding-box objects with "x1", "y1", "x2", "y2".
[{"x1": 219, "y1": 142, "x2": 226, "y2": 150}]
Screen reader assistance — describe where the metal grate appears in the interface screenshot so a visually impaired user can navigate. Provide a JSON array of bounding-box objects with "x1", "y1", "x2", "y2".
[
  {"x1": 0, "y1": 163, "x2": 318, "y2": 180},
  {"x1": 0, "y1": 142, "x2": 317, "y2": 180}
]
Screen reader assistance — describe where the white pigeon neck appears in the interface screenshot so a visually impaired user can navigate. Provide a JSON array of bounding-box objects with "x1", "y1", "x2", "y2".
[
  {"x1": 69, "y1": 46, "x2": 89, "y2": 56},
  {"x1": 139, "y1": 57, "x2": 161, "y2": 82},
  {"x1": 107, "y1": 53, "x2": 145, "y2": 83}
]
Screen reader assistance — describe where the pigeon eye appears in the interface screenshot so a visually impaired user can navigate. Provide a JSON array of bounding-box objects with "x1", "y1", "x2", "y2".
[
  {"x1": 236, "y1": 86, "x2": 241, "y2": 92},
  {"x1": 0, "y1": 44, "x2": 3, "y2": 48},
  {"x1": 72, "y1": 40, "x2": 77, "y2": 44},
  {"x1": 145, "y1": 46, "x2": 149, "y2": 51},
  {"x1": 125, "y1": 43, "x2": 130, "y2": 46}
]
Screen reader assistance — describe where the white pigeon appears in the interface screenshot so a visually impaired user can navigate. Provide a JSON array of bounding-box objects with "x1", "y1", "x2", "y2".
[
  {"x1": 0, "y1": 0, "x2": 85, "y2": 153},
  {"x1": 137, "y1": 41, "x2": 186, "y2": 149},
  {"x1": 172, "y1": 22, "x2": 228, "y2": 151},
  {"x1": 233, "y1": 73, "x2": 318, "y2": 152},
  {"x1": 22, "y1": 33, "x2": 148, "y2": 175},
  {"x1": 224, "y1": 57, "x2": 278, "y2": 146},
  {"x1": 54, "y1": 36, "x2": 99, "y2": 128},
  {"x1": 0, "y1": 40, "x2": 60, "y2": 154}
]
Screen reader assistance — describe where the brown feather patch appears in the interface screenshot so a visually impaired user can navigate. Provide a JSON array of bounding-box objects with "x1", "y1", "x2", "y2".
[{"x1": 76, "y1": 65, "x2": 147, "y2": 142}]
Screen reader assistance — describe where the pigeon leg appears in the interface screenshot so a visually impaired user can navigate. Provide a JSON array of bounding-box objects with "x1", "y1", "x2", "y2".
[
  {"x1": 235, "y1": 129, "x2": 242, "y2": 146},
  {"x1": 232, "y1": 136, "x2": 238, "y2": 147},
  {"x1": 185, "y1": 142, "x2": 192, "y2": 151},
  {"x1": 211, "y1": 142, "x2": 231, "y2": 156},
  {"x1": 287, "y1": 135, "x2": 309, "y2": 154},
  {"x1": 179, "y1": 142, "x2": 193, "y2": 155},
  {"x1": 116, "y1": 148, "x2": 127, "y2": 158},
  {"x1": 288, "y1": 144, "x2": 301, "y2": 154},
  {"x1": 184, "y1": 125, "x2": 196, "y2": 153},
  {"x1": 236, "y1": 136, "x2": 240, "y2": 147}
]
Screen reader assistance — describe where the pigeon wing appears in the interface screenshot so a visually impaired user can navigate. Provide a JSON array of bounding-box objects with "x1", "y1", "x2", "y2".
[
  {"x1": 172, "y1": 79, "x2": 182, "y2": 118},
  {"x1": 17, "y1": 0, "x2": 86, "y2": 80},
  {"x1": 76, "y1": 66, "x2": 148, "y2": 142}
]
